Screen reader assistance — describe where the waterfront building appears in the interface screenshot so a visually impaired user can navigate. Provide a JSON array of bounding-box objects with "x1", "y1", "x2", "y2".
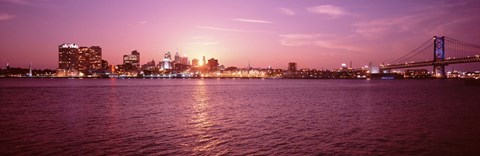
[
  {"x1": 174, "y1": 51, "x2": 181, "y2": 64},
  {"x1": 89, "y1": 46, "x2": 102, "y2": 70},
  {"x1": 142, "y1": 59, "x2": 156, "y2": 71},
  {"x1": 58, "y1": 43, "x2": 79, "y2": 70},
  {"x1": 208, "y1": 58, "x2": 219, "y2": 71},
  {"x1": 123, "y1": 50, "x2": 140, "y2": 71},
  {"x1": 173, "y1": 63, "x2": 190, "y2": 73},
  {"x1": 101, "y1": 59, "x2": 109, "y2": 70},
  {"x1": 341, "y1": 63, "x2": 348, "y2": 70},
  {"x1": 58, "y1": 43, "x2": 103, "y2": 75},
  {"x1": 405, "y1": 69, "x2": 429, "y2": 78},
  {"x1": 77, "y1": 46, "x2": 102, "y2": 73},
  {"x1": 288, "y1": 62, "x2": 297, "y2": 72},
  {"x1": 161, "y1": 52, "x2": 172, "y2": 70},
  {"x1": 181, "y1": 56, "x2": 189, "y2": 65},
  {"x1": 192, "y1": 58, "x2": 199, "y2": 67}
]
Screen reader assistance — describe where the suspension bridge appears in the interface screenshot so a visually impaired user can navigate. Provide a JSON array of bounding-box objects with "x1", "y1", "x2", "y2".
[{"x1": 380, "y1": 36, "x2": 480, "y2": 78}]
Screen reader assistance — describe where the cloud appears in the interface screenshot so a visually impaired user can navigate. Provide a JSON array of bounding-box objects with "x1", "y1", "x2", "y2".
[
  {"x1": 279, "y1": 33, "x2": 362, "y2": 51},
  {"x1": 4, "y1": 0, "x2": 29, "y2": 4},
  {"x1": 197, "y1": 26, "x2": 275, "y2": 33},
  {"x1": 352, "y1": 11, "x2": 449, "y2": 39},
  {"x1": 139, "y1": 21, "x2": 147, "y2": 24},
  {"x1": 190, "y1": 36, "x2": 206, "y2": 39},
  {"x1": 279, "y1": 34, "x2": 324, "y2": 46},
  {"x1": 190, "y1": 42, "x2": 218, "y2": 46},
  {"x1": 352, "y1": 1, "x2": 480, "y2": 39},
  {"x1": 279, "y1": 8, "x2": 295, "y2": 16},
  {"x1": 233, "y1": 18, "x2": 273, "y2": 24},
  {"x1": 307, "y1": 5, "x2": 345, "y2": 16},
  {"x1": 197, "y1": 26, "x2": 248, "y2": 32},
  {"x1": 3, "y1": 0, "x2": 54, "y2": 5},
  {"x1": 353, "y1": 16, "x2": 419, "y2": 38},
  {"x1": 0, "y1": 13, "x2": 14, "y2": 21}
]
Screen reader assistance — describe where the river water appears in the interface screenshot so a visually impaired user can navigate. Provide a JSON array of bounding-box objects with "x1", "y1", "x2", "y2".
[{"x1": 0, "y1": 78, "x2": 479, "y2": 155}]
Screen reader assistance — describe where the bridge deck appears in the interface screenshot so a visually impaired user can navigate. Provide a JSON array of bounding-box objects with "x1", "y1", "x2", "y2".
[{"x1": 381, "y1": 56, "x2": 480, "y2": 70}]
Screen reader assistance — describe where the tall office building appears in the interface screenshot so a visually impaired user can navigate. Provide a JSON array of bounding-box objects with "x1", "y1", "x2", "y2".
[
  {"x1": 123, "y1": 50, "x2": 140, "y2": 71},
  {"x1": 208, "y1": 58, "x2": 219, "y2": 71},
  {"x1": 181, "y1": 56, "x2": 189, "y2": 65},
  {"x1": 58, "y1": 43, "x2": 79, "y2": 70},
  {"x1": 131, "y1": 50, "x2": 140, "y2": 69},
  {"x1": 288, "y1": 62, "x2": 297, "y2": 72},
  {"x1": 101, "y1": 59, "x2": 109, "y2": 69},
  {"x1": 202, "y1": 56, "x2": 206, "y2": 66},
  {"x1": 90, "y1": 46, "x2": 102, "y2": 69},
  {"x1": 192, "y1": 58, "x2": 199, "y2": 67},
  {"x1": 58, "y1": 43, "x2": 102, "y2": 73},
  {"x1": 77, "y1": 46, "x2": 102, "y2": 72},
  {"x1": 174, "y1": 51, "x2": 181, "y2": 64}
]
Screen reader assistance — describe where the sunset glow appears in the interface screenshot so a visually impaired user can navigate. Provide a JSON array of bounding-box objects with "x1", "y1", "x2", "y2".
[
  {"x1": 1, "y1": 1, "x2": 480, "y2": 155},
  {"x1": 1, "y1": 0, "x2": 480, "y2": 69}
]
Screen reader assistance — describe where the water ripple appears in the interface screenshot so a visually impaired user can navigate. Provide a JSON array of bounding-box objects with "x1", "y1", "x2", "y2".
[{"x1": 1, "y1": 79, "x2": 480, "y2": 155}]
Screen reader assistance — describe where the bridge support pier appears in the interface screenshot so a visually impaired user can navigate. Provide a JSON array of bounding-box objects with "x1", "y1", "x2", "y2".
[
  {"x1": 433, "y1": 64, "x2": 446, "y2": 78},
  {"x1": 433, "y1": 36, "x2": 446, "y2": 78}
]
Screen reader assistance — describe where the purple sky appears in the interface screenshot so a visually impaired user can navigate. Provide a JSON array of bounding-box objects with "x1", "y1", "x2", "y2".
[{"x1": 1, "y1": 0, "x2": 480, "y2": 69}]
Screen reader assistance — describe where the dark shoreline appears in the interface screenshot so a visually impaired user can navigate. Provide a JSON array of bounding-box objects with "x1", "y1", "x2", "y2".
[{"x1": 0, "y1": 76, "x2": 476, "y2": 80}]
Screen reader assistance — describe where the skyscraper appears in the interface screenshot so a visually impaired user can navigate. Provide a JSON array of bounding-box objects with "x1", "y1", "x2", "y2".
[
  {"x1": 288, "y1": 62, "x2": 297, "y2": 72},
  {"x1": 89, "y1": 46, "x2": 102, "y2": 70},
  {"x1": 77, "y1": 46, "x2": 102, "y2": 72},
  {"x1": 174, "y1": 51, "x2": 181, "y2": 64},
  {"x1": 192, "y1": 58, "x2": 199, "y2": 67},
  {"x1": 180, "y1": 55, "x2": 189, "y2": 65},
  {"x1": 58, "y1": 43, "x2": 102, "y2": 74},
  {"x1": 101, "y1": 59, "x2": 109, "y2": 70},
  {"x1": 123, "y1": 50, "x2": 140, "y2": 71},
  {"x1": 202, "y1": 56, "x2": 206, "y2": 66},
  {"x1": 58, "y1": 43, "x2": 79, "y2": 70},
  {"x1": 208, "y1": 58, "x2": 219, "y2": 71},
  {"x1": 131, "y1": 50, "x2": 140, "y2": 69}
]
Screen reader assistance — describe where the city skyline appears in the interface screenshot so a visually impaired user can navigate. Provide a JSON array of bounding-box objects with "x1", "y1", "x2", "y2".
[{"x1": 2, "y1": 0, "x2": 480, "y2": 69}]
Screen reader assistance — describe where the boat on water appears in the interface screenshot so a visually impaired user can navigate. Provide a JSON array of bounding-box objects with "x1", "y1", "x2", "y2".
[{"x1": 381, "y1": 76, "x2": 395, "y2": 80}]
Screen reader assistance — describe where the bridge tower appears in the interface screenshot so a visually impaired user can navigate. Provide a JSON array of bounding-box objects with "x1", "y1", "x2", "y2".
[{"x1": 433, "y1": 36, "x2": 446, "y2": 78}]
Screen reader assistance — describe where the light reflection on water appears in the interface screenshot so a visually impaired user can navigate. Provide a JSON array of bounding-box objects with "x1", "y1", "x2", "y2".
[
  {"x1": 190, "y1": 80, "x2": 215, "y2": 153},
  {"x1": 0, "y1": 79, "x2": 479, "y2": 155}
]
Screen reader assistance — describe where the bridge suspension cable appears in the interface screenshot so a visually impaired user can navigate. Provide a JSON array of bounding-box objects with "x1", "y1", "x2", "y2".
[
  {"x1": 382, "y1": 36, "x2": 480, "y2": 73},
  {"x1": 445, "y1": 37, "x2": 480, "y2": 49},
  {"x1": 445, "y1": 37, "x2": 480, "y2": 58},
  {"x1": 389, "y1": 38, "x2": 432, "y2": 64},
  {"x1": 397, "y1": 44, "x2": 433, "y2": 63}
]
